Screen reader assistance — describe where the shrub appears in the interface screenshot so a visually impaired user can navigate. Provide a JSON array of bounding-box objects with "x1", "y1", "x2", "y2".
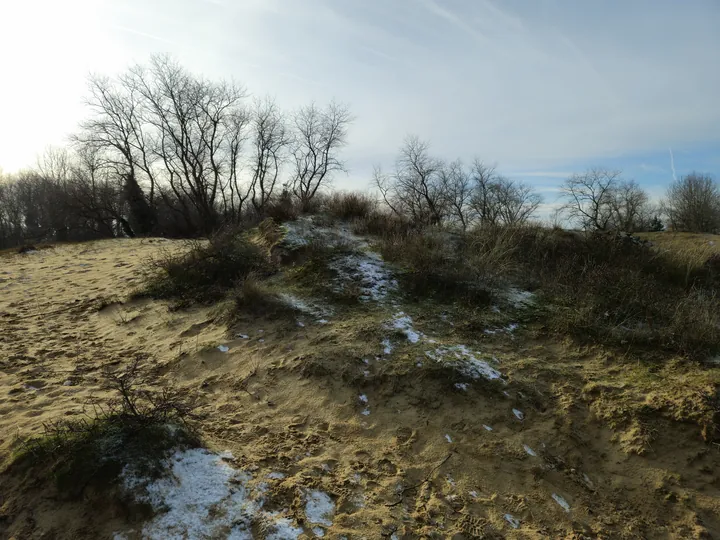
[
  {"x1": 12, "y1": 358, "x2": 199, "y2": 498},
  {"x1": 264, "y1": 191, "x2": 300, "y2": 222},
  {"x1": 380, "y1": 224, "x2": 720, "y2": 358},
  {"x1": 352, "y1": 209, "x2": 411, "y2": 237},
  {"x1": 231, "y1": 275, "x2": 297, "y2": 318},
  {"x1": 140, "y1": 227, "x2": 275, "y2": 305},
  {"x1": 378, "y1": 228, "x2": 507, "y2": 303},
  {"x1": 324, "y1": 191, "x2": 377, "y2": 220}
]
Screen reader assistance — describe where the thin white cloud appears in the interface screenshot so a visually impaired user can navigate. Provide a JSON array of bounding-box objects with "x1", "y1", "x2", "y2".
[
  {"x1": 111, "y1": 25, "x2": 176, "y2": 45},
  {"x1": 0, "y1": 0, "x2": 718, "y2": 175}
]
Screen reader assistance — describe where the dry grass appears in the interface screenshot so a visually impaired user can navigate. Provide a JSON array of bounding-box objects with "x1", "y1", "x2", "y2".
[
  {"x1": 378, "y1": 225, "x2": 720, "y2": 359},
  {"x1": 323, "y1": 191, "x2": 377, "y2": 221},
  {"x1": 138, "y1": 227, "x2": 276, "y2": 306},
  {"x1": 10, "y1": 359, "x2": 199, "y2": 498}
]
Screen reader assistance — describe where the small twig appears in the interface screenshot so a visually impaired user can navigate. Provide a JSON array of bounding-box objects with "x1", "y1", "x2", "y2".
[{"x1": 385, "y1": 452, "x2": 454, "y2": 507}]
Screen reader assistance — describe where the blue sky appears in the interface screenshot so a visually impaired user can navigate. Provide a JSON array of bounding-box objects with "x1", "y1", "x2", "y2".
[{"x1": 1, "y1": 0, "x2": 718, "y2": 208}]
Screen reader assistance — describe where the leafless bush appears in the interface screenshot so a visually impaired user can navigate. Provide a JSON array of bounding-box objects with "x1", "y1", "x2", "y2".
[
  {"x1": 324, "y1": 191, "x2": 377, "y2": 220},
  {"x1": 560, "y1": 168, "x2": 655, "y2": 232},
  {"x1": 374, "y1": 136, "x2": 542, "y2": 229},
  {"x1": 662, "y1": 172, "x2": 720, "y2": 233},
  {"x1": 13, "y1": 358, "x2": 199, "y2": 497}
]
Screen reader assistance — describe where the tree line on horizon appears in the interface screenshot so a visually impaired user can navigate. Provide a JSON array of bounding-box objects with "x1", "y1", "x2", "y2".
[{"x1": 0, "y1": 55, "x2": 719, "y2": 250}]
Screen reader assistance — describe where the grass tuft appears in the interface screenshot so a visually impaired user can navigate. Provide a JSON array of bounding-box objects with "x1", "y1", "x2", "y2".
[{"x1": 138, "y1": 226, "x2": 276, "y2": 306}]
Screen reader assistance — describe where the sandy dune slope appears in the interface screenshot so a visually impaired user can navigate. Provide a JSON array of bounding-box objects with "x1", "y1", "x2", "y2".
[{"x1": 1, "y1": 236, "x2": 719, "y2": 539}]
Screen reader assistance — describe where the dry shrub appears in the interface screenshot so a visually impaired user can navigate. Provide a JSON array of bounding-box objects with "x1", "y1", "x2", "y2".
[
  {"x1": 324, "y1": 191, "x2": 377, "y2": 220},
  {"x1": 12, "y1": 358, "x2": 199, "y2": 498},
  {"x1": 232, "y1": 275, "x2": 296, "y2": 318},
  {"x1": 378, "y1": 228, "x2": 505, "y2": 303},
  {"x1": 264, "y1": 191, "x2": 300, "y2": 222},
  {"x1": 352, "y1": 210, "x2": 411, "y2": 237},
  {"x1": 140, "y1": 226, "x2": 275, "y2": 305},
  {"x1": 381, "y1": 224, "x2": 720, "y2": 358},
  {"x1": 506, "y1": 228, "x2": 720, "y2": 358}
]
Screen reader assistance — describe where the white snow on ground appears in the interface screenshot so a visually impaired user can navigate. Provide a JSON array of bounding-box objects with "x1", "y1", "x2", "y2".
[
  {"x1": 281, "y1": 217, "x2": 398, "y2": 303},
  {"x1": 388, "y1": 312, "x2": 422, "y2": 343},
  {"x1": 513, "y1": 408, "x2": 525, "y2": 420},
  {"x1": 503, "y1": 288, "x2": 535, "y2": 308},
  {"x1": 552, "y1": 493, "x2": 571, "y2": 512},
  {"x1": 282, "y1": 217, "x2": 365, "y2": 251},
  {"x1": 278, "y1": 292, "x2": 332, "y2": 319},
  {"x1": 217, "y1": 345, "x2": 230, "y2": 353},
  {"x1": 483, "y1": 425, "x2": 493, "y2": 432},
  {"x1": 382, "y1": 339, "x2": 393, "y2": 355},
  {"x1": 425, "y1": 345, "x2": 503, "y2": 381},
  {"x1": 445, "y1": 434, "x2": 453, "y2": 443},
  {"x1": 305, "y1": 490, "x2": 335, "y2": 527},
  {"x1": 504, "y1": 514, "x2": 521, "y2": 529},
  {"x1": 330, "y1": 252, "x2": 398, "y2": 302},
  {"x1": 523, "y1": 444, "x2": 537, "y2": 457},
  {"x1": 120, "y1": 448, "x2": 303, "y2": 539}
]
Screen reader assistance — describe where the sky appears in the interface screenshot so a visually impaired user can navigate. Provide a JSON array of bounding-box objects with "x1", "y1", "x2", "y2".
[{"x1": 1, "y1": 0, "x2": 718, "y2": 208}]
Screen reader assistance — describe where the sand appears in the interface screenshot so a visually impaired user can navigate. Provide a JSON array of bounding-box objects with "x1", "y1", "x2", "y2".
[{"x1": 1, "y1": 237, "x2": 720, "y2": 539}]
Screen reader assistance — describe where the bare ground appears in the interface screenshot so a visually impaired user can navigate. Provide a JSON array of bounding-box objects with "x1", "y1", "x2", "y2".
[{"x1": 1, "y1": 237, "x2": 719, "y2": 539}]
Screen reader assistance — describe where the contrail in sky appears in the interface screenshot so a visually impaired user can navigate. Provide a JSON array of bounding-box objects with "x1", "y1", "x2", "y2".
[{"x1": 668, "y1": 148, "x2": 677, "y2": 182}]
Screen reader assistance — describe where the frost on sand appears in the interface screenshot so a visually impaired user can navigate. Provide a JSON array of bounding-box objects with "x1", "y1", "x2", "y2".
[
  {"x1": 388, "y1": 312, "x2": 422, "y2": 343},
  {"x1": 305, "y1": 490, "x2": 335, "y2": 527},
  {"x1": 120, "y1": 448, "x2": 302, "y2": 539},
  {"x1": 329, "y1": 251, "x2": 398, "y2": 302},
  {"x1": 425, "y1": 345, "x2": 503, "y2": 382}
]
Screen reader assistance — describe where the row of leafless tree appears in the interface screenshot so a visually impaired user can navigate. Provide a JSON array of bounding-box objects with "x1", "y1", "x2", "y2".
[
  {"x1": 1, "y1": 56, "x2": 718, "y2": 249},
  {"x1": 374, "y1": 136, "x2": 719, "y2": 233},
  {"x1": 556, "y1": 168, "x2": 720, "y2": 233},
  {"x1": 374, "y1": 136, "x2": 543, "y2": 230},
  {"x1": 0, "y1": 55, "x2": 352, "y2": 248}
]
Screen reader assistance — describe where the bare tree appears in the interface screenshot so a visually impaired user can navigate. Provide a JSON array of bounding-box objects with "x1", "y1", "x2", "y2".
[
  {"x1": 609, "y1": 179, "x2": 651, "y2": 232},
  {"x1": 247, "y1": 97, "x2": 289, "y2": 214},
  {"x1": 441, "y1": 160, "x2": 474, "y2": 230},
  {"x1": 74, "y1": 73, "x2": 160, "y2": 233},
  {"x1": 494, "y1": 177, "x2": 543, "y2": 226},
  {"x1": 290, "y1": 101, "x2": 352, "y2": 209},
  {"x1": 560, "y1": 168, "x2": 622, "y2": 230},
  {"x1": 469, "y1": 160, "x2": 501, "y2": 227},
  {"x1": 375, "y1": 136, "x2": 448, "y2": 226},
  {"x1": 129, "y1": 55, "x2": 249, "y2": 232},
  {"x1": 663, "y1": 172, "x2": 720, "y2": 232}
]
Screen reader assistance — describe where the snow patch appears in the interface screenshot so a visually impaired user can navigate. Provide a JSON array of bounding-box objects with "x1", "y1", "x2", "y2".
[
  {"x1": 120, "y1": 448, "x2": 302, "y2": 539},
  {"x1": 504, "y1": 514, "x2": 521, "y2": 529},
  {"x1": 278, "y1": 293, "x2": 330, "y2": 319},
  {"x1": 483, "y1": 425, "x2": 493, "y2": 432},
  {"x1": 425, "y1": 345, "x2": 503, "y2": 381},
  {"x1": 217, "y1": 345, "x2": 229, "y2": 353},
  {"x1": 513, "y1": 408, "x2": 525, "y2": 421},
  {"x1": 305, "y1": 490, "x2": 335, "y2": 527},
  {"x1": 445, "y1": 434, "x2": 453, "y2": 443},
  {"x1": 389, "y1": 312, "x2": 422, "y2": 343},
  {"x1": 504, "y1": 288, "x2": 535, "y2": 308},
  {"x1": 330, "y1": 251, "x2": 398, "y2": 302},
  {"x1": 552, "y1": 493, "x2": 570, "y2": 512},
  {"x1": 454, "y1": 382, "x2": 469, "y2": 391},
  {"x1": 523, "y1": 444, "x2": 537, "y2": 457}
]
